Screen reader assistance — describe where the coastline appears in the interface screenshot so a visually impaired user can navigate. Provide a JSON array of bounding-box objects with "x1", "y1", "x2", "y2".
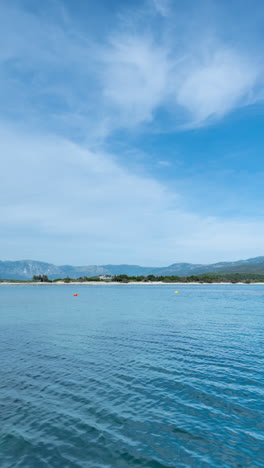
[{"x1": 1, "y1": 281, "x2": 264, "y2": 285}]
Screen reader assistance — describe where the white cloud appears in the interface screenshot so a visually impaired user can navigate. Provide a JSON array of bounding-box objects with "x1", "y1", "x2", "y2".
[
  {"x1": 1, "y1": 124, "x2": 264, "y2": 264},
  {"x1": 158, "y1": 160, "x2": 171, "y2": 166},
  {"x1": 175, "y1": 48, "x2": 260, "y2": 124},
  {"x1": 0, "y1": 1, "x2": 263, "y2": 137},
  {"x1": 101, "y1": 34, "x2": 169, "y2": 128},
  {"x1": 99, "y1": 31, "x2": 263, "y2": 129}
]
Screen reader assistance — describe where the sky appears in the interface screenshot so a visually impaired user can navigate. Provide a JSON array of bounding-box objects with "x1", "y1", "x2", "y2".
[{"x1": 1, "y1": 0, "x2": 264, "y2": 266}]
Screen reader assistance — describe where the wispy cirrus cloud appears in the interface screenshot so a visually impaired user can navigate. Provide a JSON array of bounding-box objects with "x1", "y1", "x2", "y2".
[
  {"x1": 100, "y1": 34, "x2": 169, "y2": 128},
  {"x1": 0, "y1": 0, "x2": 263, "y2": 138},
  {"x1": 99, "y1": 20, "x2": 263, "y2": 130},
  {"x1": 175, "y1": 47, "x2": 260, "y2": 126}
]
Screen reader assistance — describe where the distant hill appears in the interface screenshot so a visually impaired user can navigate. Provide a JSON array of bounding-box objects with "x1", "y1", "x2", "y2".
[
  {"x1": 0, "y1": 260, "x2": 108, "y2": 281},
  {"x1": 2, "y1": 257, "x2": 264, "y2": 280}
]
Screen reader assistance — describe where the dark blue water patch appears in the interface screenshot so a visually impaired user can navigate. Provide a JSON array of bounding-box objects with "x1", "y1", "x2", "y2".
[{"x1": 0, "y1": 284, "x2": 264, "y2": 467}]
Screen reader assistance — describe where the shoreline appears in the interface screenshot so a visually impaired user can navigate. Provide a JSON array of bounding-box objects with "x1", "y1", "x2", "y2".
[{"x1": 1, "y1": 281, "x2": 264, "y2": 285}]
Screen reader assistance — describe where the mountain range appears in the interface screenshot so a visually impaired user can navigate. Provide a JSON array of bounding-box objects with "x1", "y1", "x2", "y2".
[{"x1": 2, "y1": 257, "x2": 264, "y2": 280}]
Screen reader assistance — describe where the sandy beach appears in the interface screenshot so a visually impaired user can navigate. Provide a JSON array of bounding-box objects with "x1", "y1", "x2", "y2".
[{"x1": 1, "y1": 281, "x2": 263, "y2": 285}]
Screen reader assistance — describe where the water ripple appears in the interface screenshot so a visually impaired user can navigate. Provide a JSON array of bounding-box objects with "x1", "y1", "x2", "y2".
[{"x1": 1, "y1": 284, "x2": 264, "y2": 467}]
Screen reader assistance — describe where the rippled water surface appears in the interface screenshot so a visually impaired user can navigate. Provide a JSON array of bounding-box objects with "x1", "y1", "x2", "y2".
[{"x1": 1, "y1": 284, "x2": 264, "y2": 467}]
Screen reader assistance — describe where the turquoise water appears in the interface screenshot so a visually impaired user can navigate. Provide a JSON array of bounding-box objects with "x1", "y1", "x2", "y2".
[{"x1": 1, "y1": 284, "x2": 264, "y2": 468}]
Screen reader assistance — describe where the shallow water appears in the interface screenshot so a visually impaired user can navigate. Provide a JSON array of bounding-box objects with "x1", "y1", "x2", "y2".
[{"x1": 0, "y1": 284, "x2": 264, "y2": 467}]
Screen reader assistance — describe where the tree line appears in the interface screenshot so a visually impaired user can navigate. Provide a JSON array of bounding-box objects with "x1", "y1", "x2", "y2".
[{"x1": 30, "y1": 272, "x2": 264, "y2": 283}]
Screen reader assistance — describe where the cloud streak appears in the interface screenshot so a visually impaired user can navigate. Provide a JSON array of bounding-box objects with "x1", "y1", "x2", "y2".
[
  {"x1": 1, "y1": 123, "x2": 264, "y2": 264},
  {"x1": 100, "y1": 20, "x2": 263, "y2": 130},
  {"x1": 175, "y1": 47, "x2": 260, "y2": 125},
  {"x1": 0, "y1": 0, "x2": 263, "y2": 138}
]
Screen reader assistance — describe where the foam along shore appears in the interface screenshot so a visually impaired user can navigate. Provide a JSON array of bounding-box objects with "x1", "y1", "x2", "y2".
[{"x1": 0, "y1": 281, "x2": 263, "y2": 285}]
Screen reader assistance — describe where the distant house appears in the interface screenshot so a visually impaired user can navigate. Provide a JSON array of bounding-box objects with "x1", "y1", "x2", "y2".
[{"x1": 98, "y1": 275, "x2": 115, "y2": 280}]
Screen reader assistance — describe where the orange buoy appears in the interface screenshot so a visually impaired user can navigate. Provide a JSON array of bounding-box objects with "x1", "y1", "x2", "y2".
[{"x1": 73, "y1": 293, "x2": 78, "y2": 296}]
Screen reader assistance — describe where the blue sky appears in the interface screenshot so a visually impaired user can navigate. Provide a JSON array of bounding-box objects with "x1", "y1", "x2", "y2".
[{"x1": 1, "y1": 0, "x2": 264, "y2": 265}]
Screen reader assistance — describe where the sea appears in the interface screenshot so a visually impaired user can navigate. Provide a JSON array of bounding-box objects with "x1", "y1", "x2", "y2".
[{"x1": 1, "y1": 284, "x2": 264, "y2": 468}]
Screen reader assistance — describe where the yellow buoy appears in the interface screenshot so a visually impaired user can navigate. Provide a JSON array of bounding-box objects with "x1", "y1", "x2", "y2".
[{"x1": 174, "y1": 291, "x2": 179, "y2": 294}]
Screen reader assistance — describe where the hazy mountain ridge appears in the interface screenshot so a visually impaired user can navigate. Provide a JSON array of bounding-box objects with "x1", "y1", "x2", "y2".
[{"x1": 2, "y1": 257, "x2": 264, "y2": 280}]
